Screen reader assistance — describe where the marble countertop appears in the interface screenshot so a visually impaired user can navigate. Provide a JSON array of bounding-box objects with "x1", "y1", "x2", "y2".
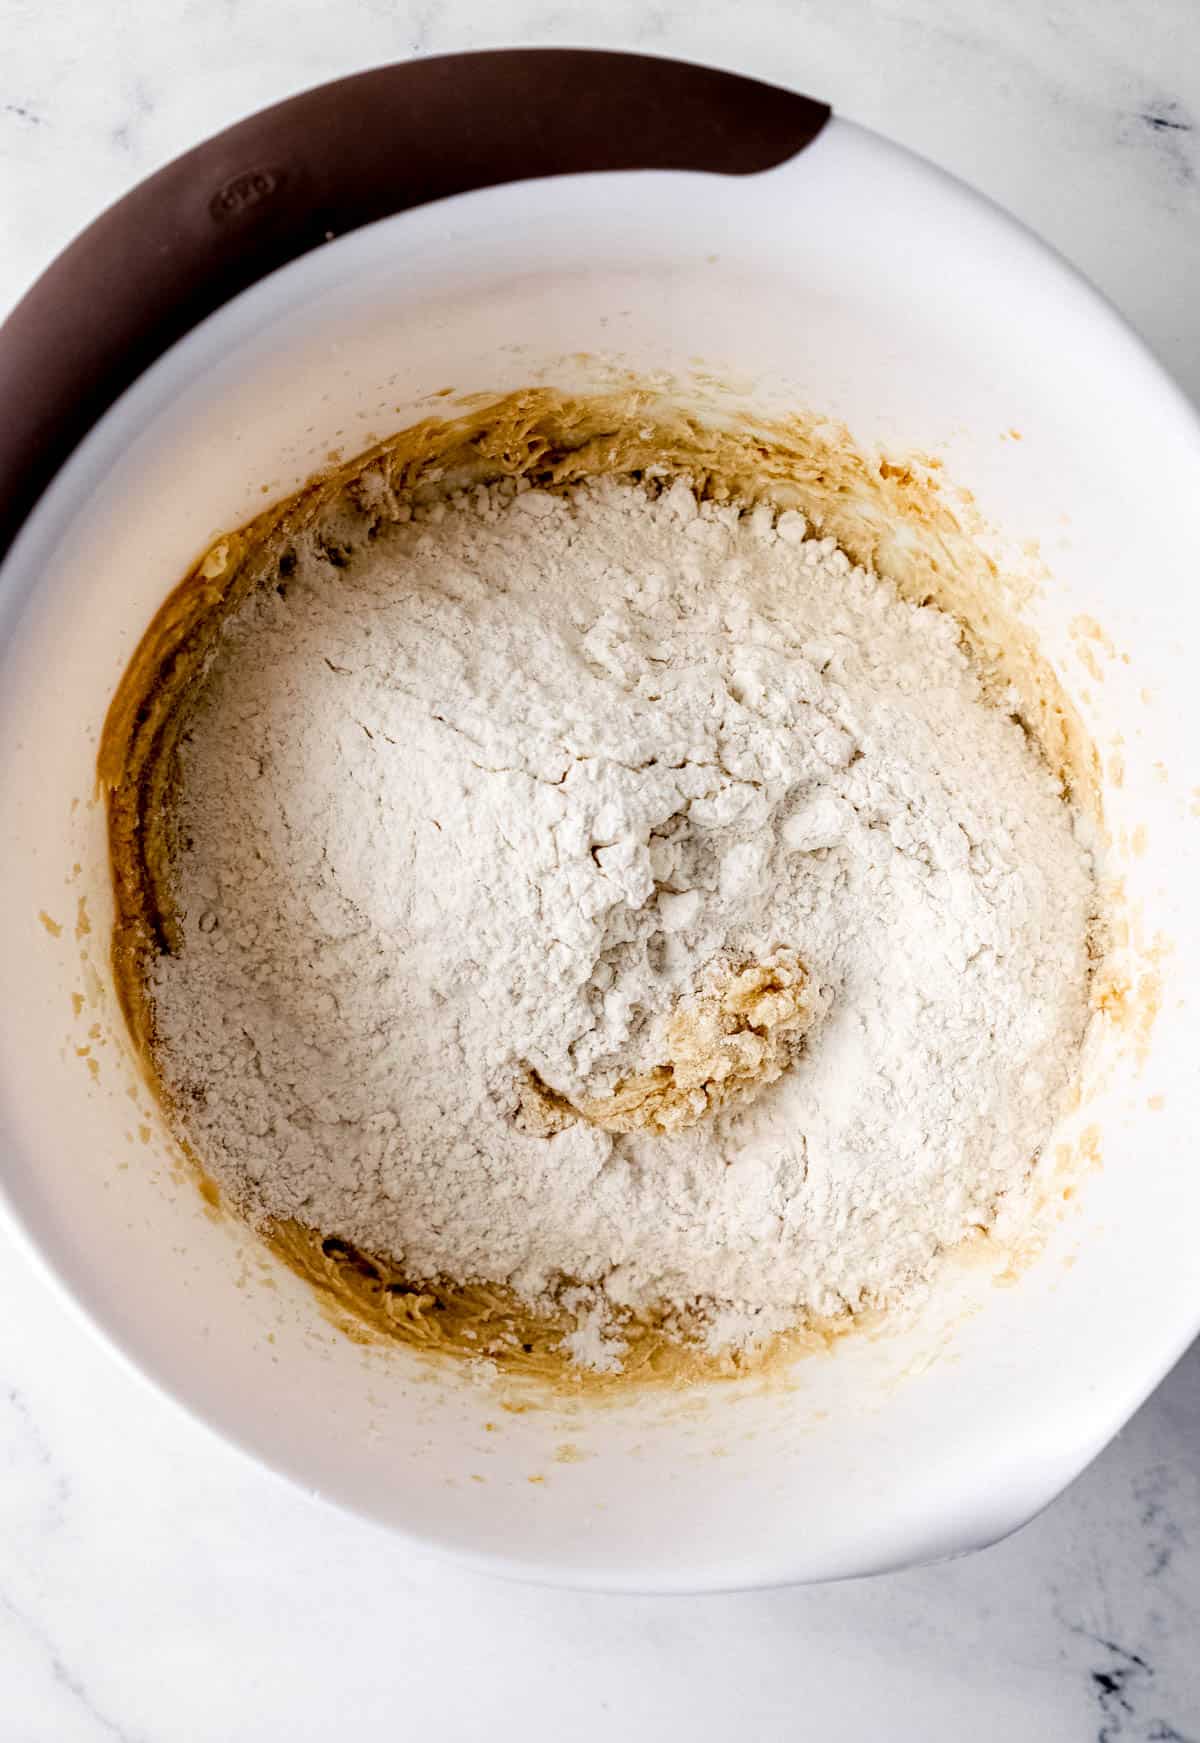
[{"x1": 2, "y1": 2, "x2": 1198, "y2": 1737}]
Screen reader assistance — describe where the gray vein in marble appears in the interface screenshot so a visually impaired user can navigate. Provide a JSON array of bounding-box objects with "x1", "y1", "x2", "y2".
[
  {"x1": 0, "y1": 1589, "x2": 146, "y2": 1743},
  {"x1": 1068, "y1": 1626, "x2": 1195, "y2": 1743},
  {"x1": 1133, "y1": 1463, "x2": 1189, "y2": 1582},
  {"x1": 4, "y1": 1385, "x2": 71, "y2": 1534},
  {"x1": 2, "y1": 100, "x2": 44, "y2": 125},
  {"x1": 110, "y1": 76, "x2": 154, "y2": 156},
  {"x1": 1122, "y1": 98, "x2": 1197, "y2": 187},
  {"x1": 1140, "y1": 107, "x2": 1193, "y2": 133}
]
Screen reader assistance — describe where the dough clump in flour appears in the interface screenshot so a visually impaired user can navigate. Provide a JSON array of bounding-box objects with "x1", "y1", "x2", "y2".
[
  {"x1": 517, "y1": 948, "x2": 819, "y2": 1136},
  {"x1": 138, "y1": 471, "x2": 1095, "y2": 1371}
]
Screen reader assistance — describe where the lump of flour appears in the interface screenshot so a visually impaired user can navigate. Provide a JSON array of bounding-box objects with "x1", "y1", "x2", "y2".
[{"x1": 147, "y1": 472, "x2": 1094, "y2": 1368}]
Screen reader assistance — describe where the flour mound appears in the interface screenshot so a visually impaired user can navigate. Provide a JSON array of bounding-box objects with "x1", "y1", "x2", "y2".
[{"x1": 149, "y1": 474, "x2": 1094, "y2": 1365}]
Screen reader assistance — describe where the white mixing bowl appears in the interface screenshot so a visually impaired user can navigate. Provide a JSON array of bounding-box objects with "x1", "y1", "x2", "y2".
[{"x1": 1, "y1": 50, "x2": 1197, "y2": 1590}]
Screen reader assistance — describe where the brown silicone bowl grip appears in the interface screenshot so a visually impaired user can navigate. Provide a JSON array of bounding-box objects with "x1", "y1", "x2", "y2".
[{"x1": 0, "y1": 48, "x2": 828, "y2": 563}]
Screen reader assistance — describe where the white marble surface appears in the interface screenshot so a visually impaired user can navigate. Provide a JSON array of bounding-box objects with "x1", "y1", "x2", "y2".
[{"x1": 2, "y1": 2, "x2": 1199, "y2": 1737}]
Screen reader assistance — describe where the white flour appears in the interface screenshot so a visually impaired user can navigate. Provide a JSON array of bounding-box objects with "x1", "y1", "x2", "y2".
[{"x1": 150, "y1": 472, "x2": 1094, "y2": 1368}]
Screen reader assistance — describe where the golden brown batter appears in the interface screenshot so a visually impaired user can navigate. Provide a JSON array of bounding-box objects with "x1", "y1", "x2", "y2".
[{"x1": 100, "y1": 386, "x2": 1100, "y2": 1385}]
